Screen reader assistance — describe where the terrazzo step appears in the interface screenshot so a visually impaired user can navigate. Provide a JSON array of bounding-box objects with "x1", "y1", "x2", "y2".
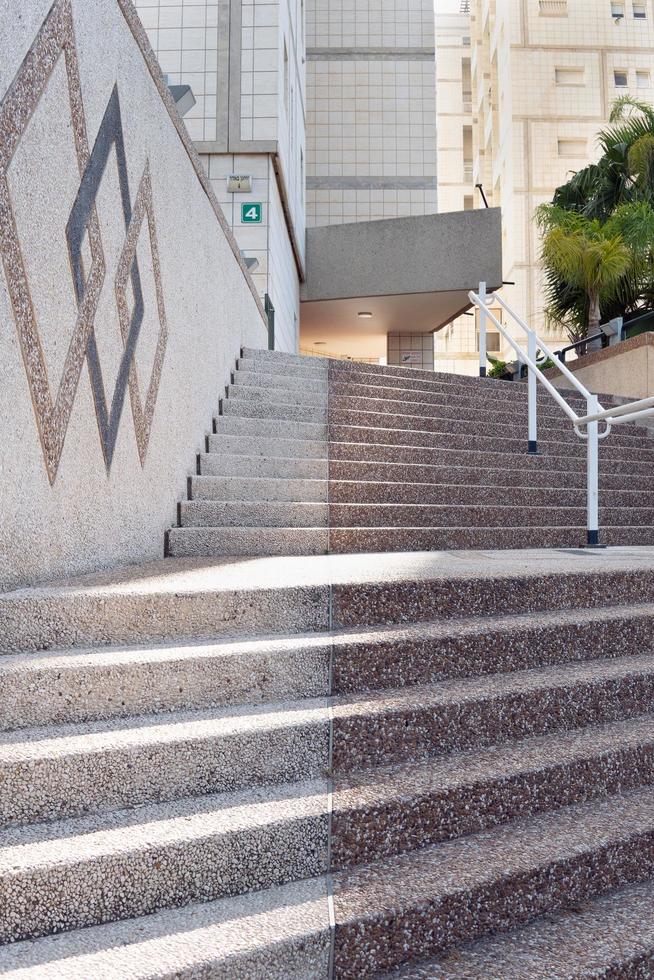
[
  {"x1": 383, "y1": 878, "x2": 654, "y2": 979},
  {"x1": 190, "y1": 475, "x2": 328, "y2": 502},
  {"x1": 207, "y1": 433, "x2": 327, "y2": 459},
  {"x1": 179, "y1": 500, "x2": 329, "y2": 529},
  {"x1": 199, "y1": 452, "x2": 328, "y2": 479},
  {"x1": 331, "y1": 653, "x2": 654, "y2": 772},
  {"x1": 329, "y1": 525, "x2": 654, "y2": 552},
  {"x1": 0, "y1": 697, "x2": 330, "y2": 827},
  {"x1": 331, "y1": 712, "x2": 654, "y2": 869},
  {"x1": 166, "y1": 526, "x2": 329, "y2": 557},
  {"x1": 329, "y1": 479, "x2": 654, "y2": 509},
  {"x1": 232, "y1": 366, "x2": 329, "y2": 397},
  {"x1": 328, "y1": 502, "x2": 654, "y2": 529},
  {"x1": 214, "y1": 414, "x2": 327, "y2": 442},
  {"x1": 330, "y1": 783, "x2": 654, "y2": 977},
  {"x1": 221, "y1": 398, "x2": 328, "y2": 424},
  {"x1": 330, "y1": 601, "x2": 654, "y2": 694},
  {"x1": 329, "y1": 440, "x2": 654, "y2": 477},
  {"x1": 0, "y1": 779, "x2": 330, "y2": 944},
  {"x1": 238, "y1": 351, "x2": 327, "y2": 377},
  {"x1": 227, "y1": 382, "x2": 328, "y2": 407},
  {"x1": 328, "y1": 457, "x2": 654, "y2": 492},
  {"x1": 0, "y1": 876, "x2": 331, "y2": 978},
  {"x1": 0, "y1": 632, "x2": 332, "y2": 730}
]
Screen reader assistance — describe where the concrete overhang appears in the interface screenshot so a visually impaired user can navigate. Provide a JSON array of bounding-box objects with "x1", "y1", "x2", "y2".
[{"x1": 300, "y1": 208, "x2": 502, "y2": 358}]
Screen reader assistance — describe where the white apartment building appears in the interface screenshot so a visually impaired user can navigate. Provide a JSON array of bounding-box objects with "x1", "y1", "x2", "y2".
[
  {"x1": 133, "y1": 0, "x2": 306, "y2": 353},
  {"x1": 436, "y1": 0, "x2": 654, "y2": 376}
]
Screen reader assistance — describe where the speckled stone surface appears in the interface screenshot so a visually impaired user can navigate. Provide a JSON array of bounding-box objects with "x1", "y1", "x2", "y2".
[{"x1": 329, "y1": 503, "x2": 654, "y2": 529}]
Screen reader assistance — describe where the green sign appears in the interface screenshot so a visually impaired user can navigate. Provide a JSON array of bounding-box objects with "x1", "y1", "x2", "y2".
[{"x1": 241, "y1": 202, "x2": 263, "y2": 223}]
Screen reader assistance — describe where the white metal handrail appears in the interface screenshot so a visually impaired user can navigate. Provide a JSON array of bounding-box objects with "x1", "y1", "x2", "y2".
[{"x1": 470, "y1": 283, "x2": 654, "y2": 547}]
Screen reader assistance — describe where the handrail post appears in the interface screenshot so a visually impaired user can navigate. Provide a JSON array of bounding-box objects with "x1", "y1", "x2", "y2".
[
  {"x1": 527, "y1": 330, "x2": 538, "y2": 454},
  {"x1": 586, "y1": 393, "x2": 601, "y2": 547},
  {"x1": 478, "y1": 281, "x2": 487, "y2": 377}
]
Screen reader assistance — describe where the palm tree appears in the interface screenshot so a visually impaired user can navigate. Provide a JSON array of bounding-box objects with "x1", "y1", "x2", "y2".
[{"x1": 536, "y1": 206, "x2": 633, "y2": 335}]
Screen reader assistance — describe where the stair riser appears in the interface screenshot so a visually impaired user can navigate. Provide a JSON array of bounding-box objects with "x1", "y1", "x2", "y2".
[
  {"x1": 208, "y1": 434, "x2": 327, "y2": 460},
  {"x1": 0, "y1": 587, "x2": 330, "y2": 655},
  {"x1": 0, "y1": 722, "x2": 329, "y2": 828},
  {"x1": 199, "y1": 453, "x2": 328, "y2": 480},
  {"x1": 332, "y1": 831, "x2": 654, "y2": 977},
  {"x1": 329, "y1": 526, "x2": 654, "y2": 553},
  {"x1": 228, "y1": 384, "x2": 328, "y2": 407},
  {"x1": 332, "y1": 672, "x2": 654, "y2": 772},
  {"x1": 328, "y1": 504, "x2": 654, "y2": 529},
  {"x1": 331, "y1": 569, "x2": 654, "y2": 628},
  {"x1": 332, "y1": 742, "x2": 654, "y2": 870},
  {"x1": 332, "y1": 613, "x2": 654, "y2": 694},
  {"x1": 179, "y1": 501, "x2": 329, "y2": 529},
  {"x1": 232, "y1": 368, "x2": 329, "y2": 396},
  {"x1": 0, "y1": 644, "x2": 331, "y2": 731},
  {"x1": 167, "y1": 527, "x2": 330, "y2": 557},
  {"x1": 215, "y1": 416, "x2": 327, "y2": 442},
  {"x1": 0, "y1": 815, "x2": 329, "y2": 945},
  {"x1": 222, "y1": 400, "x2": 328, "y2": 425},
  {"x1": 238, "y1": 356, "x2": 327, "y2": 379},
  {"x1": 191, "y1": 476, "x2": 328, "y2": 502}
]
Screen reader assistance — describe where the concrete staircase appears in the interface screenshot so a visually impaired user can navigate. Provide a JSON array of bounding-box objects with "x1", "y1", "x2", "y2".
[
  {"x1": 4, "y1": 549, "x2": 654, "y2": 975},
  {"x1": 166, "y1": 348, "x2": 654, "y2": 557}
]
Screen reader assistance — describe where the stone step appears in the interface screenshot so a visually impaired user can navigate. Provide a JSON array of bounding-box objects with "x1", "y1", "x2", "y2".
[
  {"x1": 0, "y1": 698, "x2": 330, "y2": 828},
  {"x1": 329, "y1": 524, "x2": 654, "y2": 552},
  {"x1": 0, "y1": 633, "x2": 332, "y2": 730},
  {"x1": 179, "y1": 500, "x2": 329, "y2": 529},
  {"x1": 329, "y1": 438, "x2": 654, "y2": 477},
  {"x1": 384, "y1": 878, "x2": 654, "y2": 979},
  {"x1": 214, "y1": 414, "x2": 327, "y2": 443},
  {"x1": 331, "y1": 601, "x2": 654, "y2": 694},
  {"x1": 207, "y1": 433, "x2": 327, "y2": 459},
  {"x1": 329, "y1": 478, "x2": 654, "y2": 509},
  {"x1": 238, "y1": 351, "x2": 327, "y2": 377},
  {"x1": 221, "y1": 398, "x2": 328, "y2": 425},
  {"x1": 190, "y1": 475, "x2": 328, "y2": 502},
  {"x1": 0, "y1": 878, "x2": 331, "y2": 977},
  {"x1": 232, "y1": 366, "x2": 330, "y2": 397},
  {"x1": 330, "y1": 783, "x2": 654, "y2": 977},
  {"x1": 166, "y1": 526, "x2": 329, "y2": 557},
  {"x1": 328, "y1": 502, "x2": 654, "y2": 529},
  {"x1": 332, "y1": 712, "x2": 654, "y2": 869},
  {"x1": 199, "y1": 452, "x2": 328, "y2": 480},
  {"x1": 328, "y1": 457, "x2": 654, "y2": 492},
  {"x1": 227, "y1": 381, "x2": 328, "y2": 407},
  {"x1": 0, "y1": 779, "x2": 330, "y2": 944},
  {"x1": 331, "y1": 653, "x2": 654, "y2": 772}
]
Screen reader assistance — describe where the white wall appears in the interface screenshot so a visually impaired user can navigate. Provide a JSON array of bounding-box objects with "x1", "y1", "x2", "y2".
[{"x1": 0, "y1": 0, "x2": 267, "y2": 590}]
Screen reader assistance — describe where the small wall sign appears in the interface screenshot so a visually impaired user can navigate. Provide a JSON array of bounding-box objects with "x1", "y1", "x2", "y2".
[
  {"x1": 227, "y1": 174, "x2": 252, "y2": 193},
  {"x1": 401, "y1": 351, "x2": 422, "y2": 365},
  {"x1": 241, "y1": 202, "x2": 263, "y2": 223}
]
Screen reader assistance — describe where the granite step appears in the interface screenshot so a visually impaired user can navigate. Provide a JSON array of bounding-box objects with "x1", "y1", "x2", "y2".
[
  {"x1": 330, "y1": 783, "x2": 654, "y2": 977},
  {"x1": 221, "y1": 398, "x2": 328, "y2": 424},
  {"x1": 238, "y1": 352, "x2": 327, "y2": 378},
  {"x1": 329, "y1": 525, "x2": 654, "y2": 552},
  {"x1": 331, "y1": 653, "x2": 654, "y2": 772},
  {"x1": 227, "y1": 381, "x2": 328, "y2": 406},
  {"x1": 0, "y1": 632, "x2": 332, "y2": 730},
  {"x1": 199, "y1": 452, "x2": 328, "y2": 479},
  {"x1": 190, "y1": 475, "x2": 328, "y2": 502},
  {"x1": 383, "y1": 878, "x2": 654, "y2": 979},
  {"x1": 232, "y1": 366, "x2": 330, "y2": 396},
  {"x1": 328, "y1": 502, "x2": 654, "y2": 529},
  {"x1": 0, "y1": 779, "x2": 330, "y2": 944},
  {"x1": 329, "y1": 479, "x2": 654, "y2": 509},
  {"x1": 214, "y1": 414, "x2": 327, "y2": 442},
  {"x1": 207, "y1": 433, "x2": 327, "y2": 459},
  {"x1": 0, "y1": 698, "x2": 330, "y2": 827},
  {"x1": 328, "y1": 457, "x2": 654, "y2": 492},
  {"x1": 166, "y1": 526, "x2": 330, "y2": 557},
  {"x1": 179, "y1": 501, "x2": 329, "y2": 528},
  {"x1": 0, "y1": 876, "x2": 331, "y2": 978}
]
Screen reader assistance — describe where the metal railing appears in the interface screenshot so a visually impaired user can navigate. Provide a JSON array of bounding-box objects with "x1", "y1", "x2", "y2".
[{"x1": 470, "y1": 283, "x2": 654, "y2": 547}]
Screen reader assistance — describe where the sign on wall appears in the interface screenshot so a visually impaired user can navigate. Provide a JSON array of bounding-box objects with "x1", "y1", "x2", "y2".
[{"x1": 241, "y1": 202, "x2": 263, "y2": 224}]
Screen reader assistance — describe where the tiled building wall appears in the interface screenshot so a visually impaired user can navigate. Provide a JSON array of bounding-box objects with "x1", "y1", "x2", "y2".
[
  {"x1": 387, "y1": 332, "x2": 435, "y2": 372},
  {"x1": 305, "y1": 0, "x2": 437, "y2": 227}
]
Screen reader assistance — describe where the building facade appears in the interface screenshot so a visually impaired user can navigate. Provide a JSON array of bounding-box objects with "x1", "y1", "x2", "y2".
[{"x1": 435, "y1": 0, "x2": 654, "y2": 376}]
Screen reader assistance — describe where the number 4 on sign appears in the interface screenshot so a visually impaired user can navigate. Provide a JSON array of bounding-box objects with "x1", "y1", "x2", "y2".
[{"x1": 241, "y1": 203, "x2": 263, "y2": 223}]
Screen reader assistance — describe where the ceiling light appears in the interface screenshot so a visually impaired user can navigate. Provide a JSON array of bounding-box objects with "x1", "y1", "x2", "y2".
[
  {"x1": 313, "y1": 341, "x2": 326, "y2": 345},
  {"x1": 358, "y1": 311, "x2": 373, "y2": 318}
]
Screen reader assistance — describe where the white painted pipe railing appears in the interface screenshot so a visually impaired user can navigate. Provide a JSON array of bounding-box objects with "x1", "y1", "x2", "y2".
[{"x1": 470, "y1": 285, "x2": 654, "y2": 547}]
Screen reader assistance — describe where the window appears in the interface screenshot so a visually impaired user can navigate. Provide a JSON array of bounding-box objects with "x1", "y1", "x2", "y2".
[
  {"x1": 555, "y1": 67, "x2": 584, "y2": 85},
  {"x1": 464, "y1": 195, "x2": 474, "y2": 211},
  {"x1": 558, "y1": 138, "x2": 587, "y2": 157},
  {"x1": 611, "y1": 1, "x2": 625, "y2": 16},
  {"x1": 539, "y1": 0, "x2": 568, "y2": 13},
  {"x1": 634, "y1": 3, "x2": 647, "y2": 17},
  {"x1": 462, "y1": 35, "x2": 471, "y2": 46},
  {"x1": 476, "y1": 330, "x2": 501, "y2": 352},
  {"x1": 637, "y1": 70, "x2": 651, "y2": 88},
  {"x1": 614, "y1": 70, "x2": 628, "y2": 87}
]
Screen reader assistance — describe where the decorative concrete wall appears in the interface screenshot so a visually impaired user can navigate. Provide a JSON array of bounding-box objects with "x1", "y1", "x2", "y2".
[
  {"x1": 544, "y1": 333, "x2": 654, "y2": 402},
  {"x1": 0, "y1": 0, "x2": 267, "y2": 590}
]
